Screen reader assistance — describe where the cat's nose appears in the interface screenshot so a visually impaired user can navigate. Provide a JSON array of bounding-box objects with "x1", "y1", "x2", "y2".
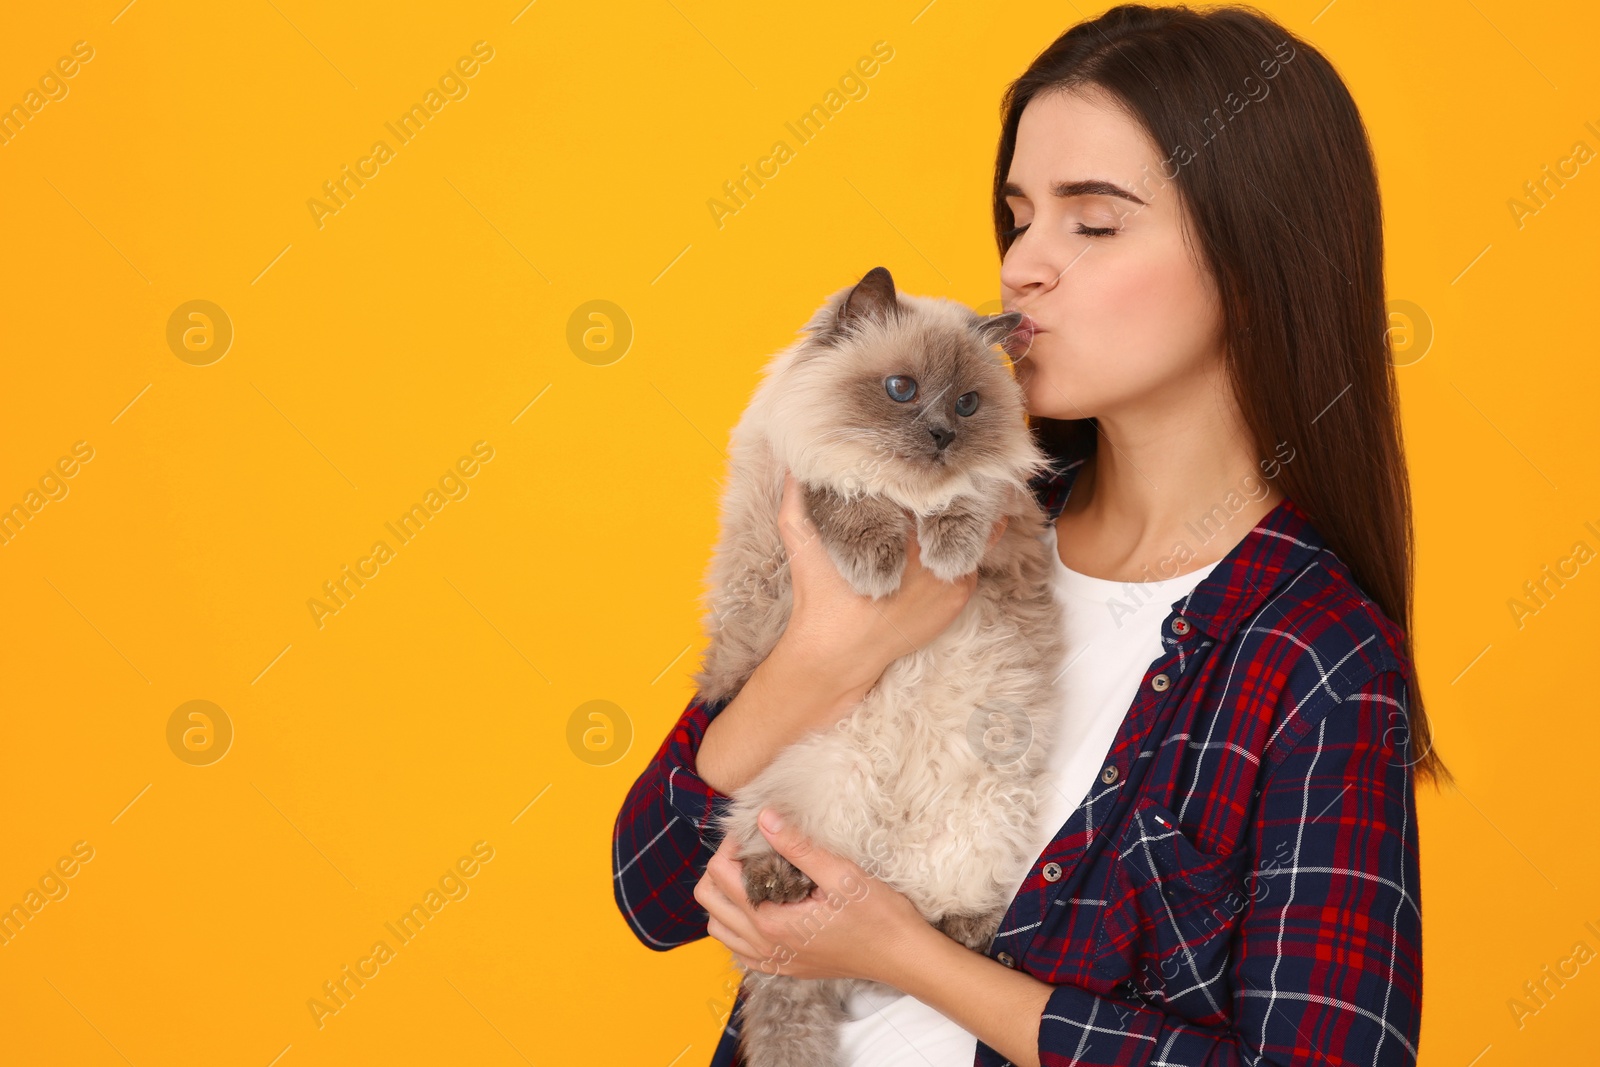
[{"x1": 929, "y1": 425, "x2": 955, "y2": 451}]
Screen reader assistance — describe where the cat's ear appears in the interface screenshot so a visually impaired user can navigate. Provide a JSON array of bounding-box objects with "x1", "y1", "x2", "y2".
[
  {"x1": 837, "y1": 266, "x2": 900, "y2": 331},
  {"x1": 972, "y1": 309, "x2": 1025, "y2": 349}
]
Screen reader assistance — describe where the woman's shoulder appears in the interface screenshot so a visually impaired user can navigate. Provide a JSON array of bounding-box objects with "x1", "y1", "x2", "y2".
[{"x1": 1226, "y1": 518, "x2": 1412, "y2": 767}]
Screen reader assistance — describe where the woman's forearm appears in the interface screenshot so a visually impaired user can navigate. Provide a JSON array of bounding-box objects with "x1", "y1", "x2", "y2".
[
  {"x1": 884, "y1": 922, "x2": 1053, "y2": 1067},
  {"x1": 695, "y1": 643, "x2": 871, "y2": 794}
]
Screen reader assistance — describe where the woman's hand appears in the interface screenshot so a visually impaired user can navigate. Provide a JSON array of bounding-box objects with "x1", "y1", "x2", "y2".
[
  {"x1": 773, "y1": 470, "x2": 1008, "y2": 698},
  {"x1": 695, "y1": 808, "x2": 929, "y2": 983}
]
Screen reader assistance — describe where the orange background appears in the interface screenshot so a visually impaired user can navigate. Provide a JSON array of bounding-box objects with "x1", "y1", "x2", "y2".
[{"x1": 0, "y1": 1, "x2": 1595, "y2": 1063}]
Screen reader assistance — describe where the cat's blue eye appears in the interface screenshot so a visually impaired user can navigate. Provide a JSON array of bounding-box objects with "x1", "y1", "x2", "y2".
[
  {"x1": 885, "y1": 375, "x2": 917, "y2": 402},
  {"x1": 956, "y1": 391, "x2": 980, "y2": 417}
]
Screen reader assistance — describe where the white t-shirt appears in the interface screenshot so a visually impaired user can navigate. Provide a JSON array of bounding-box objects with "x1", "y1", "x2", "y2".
[{"x1": 836, "y1": 520, "x2": 1221, "y2": 1065}]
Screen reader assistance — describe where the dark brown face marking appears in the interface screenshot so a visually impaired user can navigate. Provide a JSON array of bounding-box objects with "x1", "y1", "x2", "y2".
[
  {"x1": 828, "y1": 315, "x2": 1023, "y2": 474},
  {"x1": 788, "y1": 268, "x2": 1036, "y2": 493}
]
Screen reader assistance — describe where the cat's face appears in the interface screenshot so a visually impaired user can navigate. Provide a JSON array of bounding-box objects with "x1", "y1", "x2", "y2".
[{"x1": 769, "y1": 267, "x2": 1047, "y2": 506}]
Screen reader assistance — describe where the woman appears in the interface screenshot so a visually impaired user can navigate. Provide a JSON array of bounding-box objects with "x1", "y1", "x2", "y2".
[{"x1": 613, "y1": 5, "x2": 1445, "y2": 1066}]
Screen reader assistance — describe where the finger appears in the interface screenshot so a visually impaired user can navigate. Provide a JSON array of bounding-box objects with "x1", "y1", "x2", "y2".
[
  {"x1": 705, "y1": 848, "x2": 751, "y2": 909},
  {"x1": 714, "y1": 922, "x2": 778, "y2": 973},
  {"x1": 904, "y1": 521, "x2": 924, "y2": 573},
  {"x1": 776, "y1": 471, "x2": 798, "y2": 549},
  {"x1": 706, "y1": 914, "x2": 764, "y2": 961},
  {"x1": 698, "y1": 872, "x2": 758, "y2": 937},
  {"x1": 758, "y1": 809, "x2": 837, "y2": 887},
  {"x1": 778, "y1": 470, "x2": 797, "y2": 519},
  {"x1": 729, "y1": 943, "x2": 786, "y2": 976},
  {"x1": 732, "y1": 951, "x2": 772, "y2": 974},
  {"x1": 777, "y1": 471, "x2": 818, "y2": 556},
  {"x1": 693, "y1": 869, "x2": 725, "y2": 914}
]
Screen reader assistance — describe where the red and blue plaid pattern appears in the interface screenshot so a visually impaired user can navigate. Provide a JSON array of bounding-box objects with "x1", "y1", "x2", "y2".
[{"x1": 613, "y1": 437, "x2": 1423, "y2": 1067}]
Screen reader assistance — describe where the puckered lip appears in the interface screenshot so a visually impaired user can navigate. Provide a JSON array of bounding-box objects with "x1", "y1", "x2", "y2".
[{"x1": 1003, "y1": 312, "x2": 1042, "y2": 357}]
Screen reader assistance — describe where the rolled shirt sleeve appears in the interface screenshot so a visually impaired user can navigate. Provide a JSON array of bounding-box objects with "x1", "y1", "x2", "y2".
[{"x1": 612, "y1": 694, "x2": 736, "y2": 951}]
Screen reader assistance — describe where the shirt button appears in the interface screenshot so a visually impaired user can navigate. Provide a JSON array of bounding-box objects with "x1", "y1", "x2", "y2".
[
  {"x1": 1171, "y1": 617, "x2": 1191, "y2": 636},
  {"x1": 1100, "y1": 764, "x2": 1119, "y2": 784},
  {"x1": 1042, "y1": 862, "x2": 1062, "y2": 882},
  {"x1": 1151, "y1": 673, "x2": 1171, "y2": 692},
  {"x1": 996, "y1": 952, "x2": 1015, "y2": 968}
]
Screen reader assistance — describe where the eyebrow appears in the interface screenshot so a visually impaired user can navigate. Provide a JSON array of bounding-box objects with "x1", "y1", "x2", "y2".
[{"x1": 1001, "y1": 178, "x2": 1147, "y2": 206}]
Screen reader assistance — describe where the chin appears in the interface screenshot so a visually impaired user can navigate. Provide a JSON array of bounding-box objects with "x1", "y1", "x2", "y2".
[{"x1": 1021, "y1": 377, "x2": 1063, "y2": 419}]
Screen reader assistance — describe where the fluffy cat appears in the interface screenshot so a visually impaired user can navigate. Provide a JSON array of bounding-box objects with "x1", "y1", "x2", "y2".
[{"x1": 693, "y1": 266, "x2": 1065, "y2": 1067}]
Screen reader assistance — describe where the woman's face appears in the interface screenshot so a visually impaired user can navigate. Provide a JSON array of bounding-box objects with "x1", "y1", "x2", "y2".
[{"x1": 999, "y1": 87, "x2": 1226, "y2": 422}]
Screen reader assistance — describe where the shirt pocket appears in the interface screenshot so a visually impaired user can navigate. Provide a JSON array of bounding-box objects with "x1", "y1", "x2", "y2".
[{"x1": 1091, "y1": 796, "x2": 1250, "y2": 1026}]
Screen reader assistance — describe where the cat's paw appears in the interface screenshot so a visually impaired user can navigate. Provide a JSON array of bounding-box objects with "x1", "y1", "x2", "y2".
[
  {"x1": 916, "y1": 502, "x2": 992, "y2": 581},
  {"x1": 827, "y1": 530, "x2": 907, "y2": 599},
  {"x1": 742, "y1": 849, "x2": 817, "y2": 906},
  {"x1": 802, "y1": 484, "x2": 910, "y2": 599},
  {"x1": 935, "y1": 910, "x2": 1002, "y2": 952}
]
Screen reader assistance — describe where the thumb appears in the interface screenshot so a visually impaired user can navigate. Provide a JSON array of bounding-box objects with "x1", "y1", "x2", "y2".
[
  {"x1": 758, "y1": 809, "x2": 833, "y2": 883},
  {"x1": 776, "y1": 472, "x2": 820, "y2": 557}
]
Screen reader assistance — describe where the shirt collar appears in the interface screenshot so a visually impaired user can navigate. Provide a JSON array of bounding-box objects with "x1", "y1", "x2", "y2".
[{"x1": 1028, "y1": 431, "x2": 1326, "y2": 644}]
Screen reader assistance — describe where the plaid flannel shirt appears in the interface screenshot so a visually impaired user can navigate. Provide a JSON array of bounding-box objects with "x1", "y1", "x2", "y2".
[{"x1": 612, "y1": 438, "x2": 1423, "y2": 1067}]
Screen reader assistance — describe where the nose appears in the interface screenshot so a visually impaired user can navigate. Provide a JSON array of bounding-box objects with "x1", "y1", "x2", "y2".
[
  {"x1": 929, "y1": 425, "x2": 955, "y2": 451},
  {"x1": 999, "y1": 227, "x2": 1060, "y2": 306}
]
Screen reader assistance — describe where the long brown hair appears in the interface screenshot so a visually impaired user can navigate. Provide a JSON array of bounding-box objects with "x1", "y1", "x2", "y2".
[{"x1": 993, "y1": 3, "x2": 1449, "y2": 786}]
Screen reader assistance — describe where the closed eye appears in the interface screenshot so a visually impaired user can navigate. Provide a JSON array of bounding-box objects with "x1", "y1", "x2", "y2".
[{"x1": 1002, "y1": 223, "x2": 1118, "y2": 239}]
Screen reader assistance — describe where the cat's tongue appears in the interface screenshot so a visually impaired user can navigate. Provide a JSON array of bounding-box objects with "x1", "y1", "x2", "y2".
[{"x1": 1002, "y1": 315, "x2": 1038, "y2": 359}]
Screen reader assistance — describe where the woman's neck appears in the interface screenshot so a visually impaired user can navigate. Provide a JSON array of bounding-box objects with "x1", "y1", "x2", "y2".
[{"x1": 1054, "y1": 415, "x2": 1286, "y2": 584}]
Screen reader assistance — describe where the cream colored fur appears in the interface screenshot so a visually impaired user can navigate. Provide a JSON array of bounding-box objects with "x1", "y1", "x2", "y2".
[{"x1": 692, "y1": 270, "x2": 1065, "y2": 1067}]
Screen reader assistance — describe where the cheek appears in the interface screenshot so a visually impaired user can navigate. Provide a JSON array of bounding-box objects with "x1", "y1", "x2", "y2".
[{"x1": 1026, "y1": 238, "x2": 1220, "y2": 412}]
